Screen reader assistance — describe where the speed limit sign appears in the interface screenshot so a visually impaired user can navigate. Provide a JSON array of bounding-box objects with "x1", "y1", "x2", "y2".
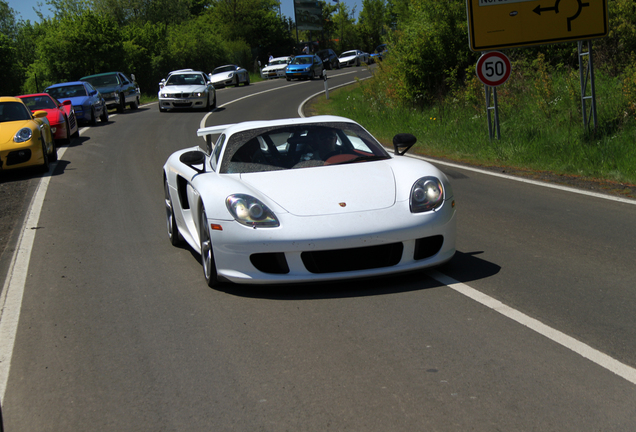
[{"x1": 476, "y1": 51, "x2": 511, "y2": 87}]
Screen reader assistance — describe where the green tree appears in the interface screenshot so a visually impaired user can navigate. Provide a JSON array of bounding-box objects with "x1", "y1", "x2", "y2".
[
  {"x1": 0, "y1": 0, "x2": 23, "y2": 95},
  {"x1": 357, "y1": 0, "x2": 387, "y2": 53}
]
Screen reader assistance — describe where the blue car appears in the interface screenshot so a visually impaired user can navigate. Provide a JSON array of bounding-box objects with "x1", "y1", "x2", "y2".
[
  {"x1": 370, "y1": 44, "x2": 388, "y2": 62},
  {"x1": 45, "y1": 81, "x2": 108, "y2": 126},
  {"x1": 285, "y1": 55, "x2": 324, "y2": 81}
]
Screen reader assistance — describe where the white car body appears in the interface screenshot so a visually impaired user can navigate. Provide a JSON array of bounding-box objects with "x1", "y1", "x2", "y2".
[
  {"x1": 158, "y1": 69, "x2": 216, "y2": 111},
  {"x1": 339, "y1": 50, "x2": 369, "y2": 67},
  {"x1": 163, "y1": 116, "x2": 456, "y2": 286},
  {"x1": 261, "y1": 57, "x2": 292, "y2": 79},
  {"x1": 210, "y1": 65, "x2": 250, "y2": 88}
]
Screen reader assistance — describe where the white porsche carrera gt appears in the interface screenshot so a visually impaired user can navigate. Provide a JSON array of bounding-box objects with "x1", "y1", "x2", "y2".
[{"x1": 163, "y1": 116, "x2": 456, "y2": 287}]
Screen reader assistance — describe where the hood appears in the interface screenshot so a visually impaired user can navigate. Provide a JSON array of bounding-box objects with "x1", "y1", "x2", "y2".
[
  {"x1": 263, "y1": 64, "x2": 287, "y2": 72},
  {"x1": 287, "y1": 64, "x2": 311, "y2": 71},
  {"x1": 93, "y1": 85, "x2": 117, "y2": 93},
  {"x1": 211, "y1": 72, "x2": 233, "y2": 81},
  {"x1": 161, "y1": 84, "x2": 207, "y2": 94},
  {"x1": 0, "y1": 120, "x2": 34, "y2": 141},
  {"x1": 340, "y1": 55, "x2": 356, "y2": 61},
  {"x1": 63, "y1": 96, "x2": 90, "y2": 107},
  {"x1": 240, "y1": 162, "x2": 396, "y2": 216},
  {"x1": 31, "y1": 109, "x2": 62, "y2": 124}
]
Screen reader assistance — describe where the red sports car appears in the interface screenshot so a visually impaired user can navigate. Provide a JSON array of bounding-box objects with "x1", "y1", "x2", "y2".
[{"x1": 17, "y1": 93, "x2": 79, "y2": 143}]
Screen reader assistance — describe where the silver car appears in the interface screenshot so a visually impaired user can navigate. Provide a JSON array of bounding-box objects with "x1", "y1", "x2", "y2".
[{"x1": 158, "y1": 69, "x2": 217, "y2": 112}]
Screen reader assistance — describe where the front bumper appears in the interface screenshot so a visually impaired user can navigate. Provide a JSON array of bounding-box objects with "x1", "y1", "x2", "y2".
[
  {"x1": 286, "y1": 69, "x2": 313, "y2": 79},
  {"x1": 0, "y1": 137, "x2": 45, "y2": 170},
  {"x1": 263, "y1": 69, "x2": 286, "y2": 79},
  {"x1": 204, "y1": 199, "x2": 457, "y2": 284},
  {"x1": 159, "y1": 94, "x2": 208, "y2": 110}
]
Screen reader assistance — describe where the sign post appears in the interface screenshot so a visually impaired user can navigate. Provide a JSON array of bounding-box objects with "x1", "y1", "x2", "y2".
[{"x1": 476, "y1": 51, "x2": 511, "y2": 140}]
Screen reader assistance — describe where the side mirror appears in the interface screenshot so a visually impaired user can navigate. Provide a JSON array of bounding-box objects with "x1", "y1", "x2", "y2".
[
  {"x1": 89, "y1": 90, "x2": 97, "y2": 96},
  {"x1": 180, "y1": 150, "x2": 207, "y2": 173},
  {"x1": 393, "y1": 133, "x2": 417, "y2": 156},
  {"x1": 33, "y1": 110, "x2": 48, "y2": 119},
  {"x1": 62, "y1": 100, "x2": 72, "y2": 106}
]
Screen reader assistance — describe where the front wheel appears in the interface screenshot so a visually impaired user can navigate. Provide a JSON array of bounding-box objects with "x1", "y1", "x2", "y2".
[
  {"x1": 200, "y1": 208, "x2": 219, "y2": 287},
  {"x1": 100, "y1": 107, "x2": 109, "y2": 123},
  {"x1": 164, "y1": 179, "x2": 182, "y2": 246},
  {"x1": 117, "y1": 95, "x2": 125, "y2": 113},
  {"x1": 39, "y1": 140, "x2": 50, "y2": 173}
]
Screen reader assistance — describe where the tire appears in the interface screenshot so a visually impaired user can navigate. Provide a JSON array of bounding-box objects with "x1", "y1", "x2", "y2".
[
  {"x1": 100, "y1": 107, "x2": 109, "y2": 123},
  {"x1": 244, "y1": 74, "x2": 250, "y2": 86},
  {"x1": 164, "y1": 178, "x2": 182, "y2": 246},
  {"x1": 89, "y1": 108, "x2": 97, "y2": 126},
  {"x1": 117, "y1": 95, "x2": 125, "y2": 113},
  {"x1": 48, "y1": 136, "x2": 58, "y2": 162},
  {"x1": 199, "y1": 207, "x2": 219, "y2": 287},
  {"x1": 129, "y1": 96, "x2": 139, "y2": 110},
  {"x1": 63, "y1": 118, "x2": 71, "y2": 144},
  {"x1": 234, "y1": 77, "x2": 240, "y2": 87},
  {"x1": 210, "y1": 93, "x2": 216, "y2": 109},
  {"x1": 39, "y1": 140, "x2": 50, "y2": 173}
]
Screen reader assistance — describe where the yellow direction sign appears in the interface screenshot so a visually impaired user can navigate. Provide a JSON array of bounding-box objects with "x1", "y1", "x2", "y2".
[{"x1": 466, "y1": 0, "x2": 609, "y2": 51}]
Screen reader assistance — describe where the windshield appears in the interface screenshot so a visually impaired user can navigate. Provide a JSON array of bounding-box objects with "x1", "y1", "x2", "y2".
[
  {"x1": 166, "y1": 73, "x2": 206, "y2": 86},
  {"x1": 213, "y1": 65, "x2": 237, "y2": 74},
  {"x1": 19, "y1": 95, "x2": 57, "y2": 110},
  {"x1": 220, "y1": 122, "x2": 390, "y2": 174},
  {"x1": 268, "y1": 59, "x2": 288, "y2": 66},
  {"x1": 340, "y1": 51, "x2": 357, "y2": 58},
  {"x1": 82, "y1": 74, "x2": 118, "y2": 87},
  {"x1": 0, "y1": 102, "x2": 32, "y2": 122},
  {"x1": 46, "y1": 85, "x2": 87, "y2": 100},
  {"x1": 291, "y1": 57, "x2": 312, "y2": 65}
]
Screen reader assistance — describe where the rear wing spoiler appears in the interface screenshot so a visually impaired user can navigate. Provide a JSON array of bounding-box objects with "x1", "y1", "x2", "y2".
[{"x1": 197, "y1": 123, "x2": 235, "y2": 154}]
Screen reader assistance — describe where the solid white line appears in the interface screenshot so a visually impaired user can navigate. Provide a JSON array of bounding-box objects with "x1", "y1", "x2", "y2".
[
  {"x1": 427, "y1": 270, "x2": 636, "y2": 386},
  {"x1": 415, "y1": 156, "x2": 636, "y2": 205},
  {"x1": 0, "y1": 171, "x2": 51, "y2": 402},
  {"x1": 0, "y1": 143, "x2": 72, "y2": 403}
]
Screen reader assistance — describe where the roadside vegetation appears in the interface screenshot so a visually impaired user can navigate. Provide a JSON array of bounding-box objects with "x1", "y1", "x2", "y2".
[{"x1": 311, "y1": 0, "x2": 636, "y2": 186}]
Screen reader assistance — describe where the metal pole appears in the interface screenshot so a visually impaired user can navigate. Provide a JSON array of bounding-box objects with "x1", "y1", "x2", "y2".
[
  {"x1": 485, "y1": 85, "x2": 493, "y2": 139},
  {"x1": 577, "y1": 40, "x2": 598, "y2": 131},
  {"x1": 493, "y1": 85, "x2": 501, "y2": 140}
]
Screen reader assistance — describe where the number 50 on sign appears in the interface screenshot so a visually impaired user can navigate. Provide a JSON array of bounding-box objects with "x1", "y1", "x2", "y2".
[{"x1": 476, "y1": 51, "x2": 511, "y2": 87}]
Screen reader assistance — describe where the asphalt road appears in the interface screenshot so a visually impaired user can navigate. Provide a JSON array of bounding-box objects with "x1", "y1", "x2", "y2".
[{"x1": 1, "y1": 67, "x2": 635, "y2": 431}]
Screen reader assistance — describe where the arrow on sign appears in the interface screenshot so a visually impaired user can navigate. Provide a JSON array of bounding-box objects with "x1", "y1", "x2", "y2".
[{"x1": 533, "y1": 0, "x2": 561, "y2": 15}]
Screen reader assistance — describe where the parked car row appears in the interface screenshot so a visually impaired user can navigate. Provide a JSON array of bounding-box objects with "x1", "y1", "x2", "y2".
[
  {"x1": 259, "y1": 47, "x2": 375, "y2": 83},
  {"x1": 1, "y1": 71, "x2": 140, "y2": 174}
]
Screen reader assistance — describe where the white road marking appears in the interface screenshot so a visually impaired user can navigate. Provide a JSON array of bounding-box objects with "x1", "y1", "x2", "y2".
[
  {"x1": 428, "y1": 270, "x2": 636, "y2": 385},
  {"x1": 0, "y1": 145, "x2": 63, "y2": 401}
]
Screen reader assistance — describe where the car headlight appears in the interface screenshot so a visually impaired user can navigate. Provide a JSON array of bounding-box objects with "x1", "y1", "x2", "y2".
[
  {"x1": 410, "y1": 177, "x2": 444, "y2": 213},
  {"x1": 195, "y1": 92, "x2": 203, "y2": 97},
  {"x1": 226, "y1": 194, "x2": 279, "y2": 227},
  {"x1": 228, "y1": 73, "x2": 234, "y2": 78},
  {"x1": 14, "y1": 128, "x2": 33, "y2": 143}
]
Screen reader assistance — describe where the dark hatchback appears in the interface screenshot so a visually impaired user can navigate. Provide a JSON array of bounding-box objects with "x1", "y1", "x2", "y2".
[{"x1": 316, "y1": 49, "x2": 340, "y2": 70}]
